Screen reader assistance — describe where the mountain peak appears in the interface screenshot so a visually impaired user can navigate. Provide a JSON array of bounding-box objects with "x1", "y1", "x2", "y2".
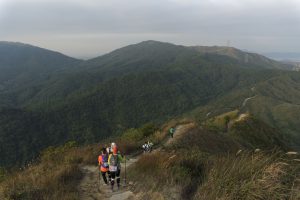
[
  {"x1": 0, "y1": 41, "x2": 44, "y2": 49},
  {"x1": 138, "y1": 40, "x2": 175, "y2": 46},
  {"x1": 0, "y1": 41, "x2": 26, "y2": 45},
  {"x1": 125, "y1": 40, "x2": 182, "y2": 50}
]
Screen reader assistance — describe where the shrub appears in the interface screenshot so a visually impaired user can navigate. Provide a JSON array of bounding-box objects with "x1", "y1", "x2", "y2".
[
  {"x1": 122, "y1": 128, "x2": 144, "y2": 142},
  {"x1": 139, "y1": 123, "x2": 158, "y2": 138}
]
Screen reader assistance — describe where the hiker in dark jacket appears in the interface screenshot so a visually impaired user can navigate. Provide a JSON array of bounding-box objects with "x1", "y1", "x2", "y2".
[{"x1": 169, "y1": 127, "x2": 175, "y2": 138}]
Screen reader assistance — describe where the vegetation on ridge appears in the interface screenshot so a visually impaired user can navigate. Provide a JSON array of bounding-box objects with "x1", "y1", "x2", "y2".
[
  {"x1": 129, "y1": 119, "x2": 299, "y2": 200},
  {"x1": 0, "y1": 40, "x2": 300, "y2": 169}
]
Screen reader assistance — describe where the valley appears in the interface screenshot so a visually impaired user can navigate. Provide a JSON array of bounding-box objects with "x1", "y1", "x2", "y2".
[{"x1": 1, "y1": 40, "x2": 300, "y2": 168}]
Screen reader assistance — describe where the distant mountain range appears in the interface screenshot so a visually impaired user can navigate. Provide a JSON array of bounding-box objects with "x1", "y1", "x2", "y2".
[
  {"x1": 262, "y1": 52, "x2": 300, "y2": 62},
  {"x1": 281, "y1": 61, "x2": 300, "y2": 71},
  {"x1": 0, "y1": 40, "x2": 300, "y2": 167}
]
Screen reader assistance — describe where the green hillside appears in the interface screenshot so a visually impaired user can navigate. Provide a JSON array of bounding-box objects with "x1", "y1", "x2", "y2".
[
  {"x1": 191, "y1": 45, "x2": 294, "y2": 70},
  {"x1": 245, "y1": 74, "x2": 300, "y2": 147},
  {"x1": 0, "y1": 41, "x2": 300, "y2": 167},
  {"x1": 190, "y1": 72, "x2": 300, "y2": 149},
  {"x1": 0, "y1": 42, "x2": 81, "y2": 107},
  {"x1": 0, "y1": 40, "x2": 289, "y2": 109}
]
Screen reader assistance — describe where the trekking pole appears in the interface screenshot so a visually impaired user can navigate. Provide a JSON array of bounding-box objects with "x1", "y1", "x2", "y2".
[
  {"x1": 124, "y1": 155, "x2": 127, "y2": 186},
  {"x1": 98, "y1": 166, "x2": 101, "y2": 189}
]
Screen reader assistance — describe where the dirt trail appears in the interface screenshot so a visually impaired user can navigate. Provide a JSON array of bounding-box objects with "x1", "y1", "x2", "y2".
[
  {"x1": 78, "y1": 157, "x2": 138, "y2": 200},
  {"x1": 78, "y1": 123, "x2": 194, "y2": 200},
  {"x1": 235, "y1": 113, "x2": 249, "y2": 122},
  {"x1": 242, "y1": 95, "x2": 257, "y2": 108},
  {"x1": 165, "y1": 123, "x2": 195, "y2": 146}
]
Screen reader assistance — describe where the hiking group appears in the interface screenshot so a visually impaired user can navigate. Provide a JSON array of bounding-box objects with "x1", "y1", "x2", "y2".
[
  {"x1": 98, "y1": 128, "x2": 175, "y2": 192},
  {"x1": 98, "y1": 142, "x2": 123, "y2": 192},
  {"x1": 142, "y1": 141, "x2": 153, "y2": 153}
]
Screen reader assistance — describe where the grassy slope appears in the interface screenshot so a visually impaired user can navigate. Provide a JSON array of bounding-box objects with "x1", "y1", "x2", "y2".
[
  {"x1": 128, "y1": 119, "x2": 299, "y2": 200},
  {"x1": 0, "y1": 143, "x2": 88, "y2": 200},
  {"x1": 0, "y1": 118, "x2": 299, "y2": 200},
  {"x1": 189, "y1": 71, "x2": 300, "y2": 149}
]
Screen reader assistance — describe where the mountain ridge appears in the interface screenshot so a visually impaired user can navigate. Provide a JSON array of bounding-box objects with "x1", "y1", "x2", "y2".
[{"x1": 0, "y1": 40, "x2": 300, "y2": 168}]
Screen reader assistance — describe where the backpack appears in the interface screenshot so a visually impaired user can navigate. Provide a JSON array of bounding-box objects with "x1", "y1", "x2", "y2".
[
  {"x1": 101, "y1": 154, "x2": 109, "y2": 168},
  {"x1": 107, "y1": 147, "x2": 112, "y2": 154},
  {"x1": 142, "y1": 144, "x2": 148, "y2": 150},
  {"x1": 109, "y1": 155, "x2": 119, "y2": 172}
]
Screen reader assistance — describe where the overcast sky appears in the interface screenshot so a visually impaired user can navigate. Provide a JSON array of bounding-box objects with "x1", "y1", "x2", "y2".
[{"x1": 0, "y1": 0, "x2": 299, "y2": 58}]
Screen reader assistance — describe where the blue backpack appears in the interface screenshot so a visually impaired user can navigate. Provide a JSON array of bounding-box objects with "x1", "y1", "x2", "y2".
[{"x1": 101, "y1": 154, "x2": 109, "y2": 168}]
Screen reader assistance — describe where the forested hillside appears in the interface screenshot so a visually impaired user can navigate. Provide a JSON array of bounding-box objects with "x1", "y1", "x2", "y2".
[
  {"x1": 0, "y1": 40, "x2": 299, "y2": 168},
  {"x1": 0, "y1": 42, "x2": 81, "y2": 108},
  {"x1": 191, "y1": 45, "x2": 294, "y2": 70}
]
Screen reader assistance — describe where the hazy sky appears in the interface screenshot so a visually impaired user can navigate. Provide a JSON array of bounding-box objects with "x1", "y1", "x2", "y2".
[{"x1": 0, "y1": 0, "x2": 299, "y2": 58}]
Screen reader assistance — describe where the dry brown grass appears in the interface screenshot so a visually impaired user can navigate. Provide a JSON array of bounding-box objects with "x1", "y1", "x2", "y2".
[
  {"x1": 0, "y1": 143, "x2": 89, "y2": 200},
  {"x1": 168, "y1": 126, "x2": 241, "y2": 154},
  {"x1": 0, "y1": 120, "x2": 168, "y2": 200},
  {"x1": 117, "y1": 118, "x2": 195, "y2": 156},
  {"x1": 0, "y1": 160, "x2": 82, "y2": 200},
  {"x1": 129, "y1": 149, "x2": 209, "y2": 199},
  {"x1": 128, "y1": 136, "x2": 299, "y2": 200},
  {"x1": 194, "y1": 151, "x2": 300, "y2": 200},
  {"x1": 3, "y1": 118, "x2": 297, "y2": 200}
]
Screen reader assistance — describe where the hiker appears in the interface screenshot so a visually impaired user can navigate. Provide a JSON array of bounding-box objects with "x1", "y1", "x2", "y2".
[
  {"x1": 111, "y1": 142, "x2": 117, "y2": 150},
  {"x1": 142, "y1": 141, "x2": 149, "y2": 153},
  {"x1": 108, "y1": 146, "x2": 123, "y2": 191},
  {"x1": 98, "y1": 148, "x2": 111, "y2": 185},
  {"x1": 112, "y1": 142, "x2": 122, "y2": 155},
  {"x1": 169, "y1": 127, "x2": 175, "y2": 138},
  {"x1": 106, "y1": 145, "x2": 111, "y2": 155},
  {"x1": 106, "y1": 142, "x2": 116, "y2": 155},
  {"x1": 147, "y1": 141, "x2": 153, "y2": 152},
  {"x1": 142, "y1": 141, "x2": 153, "y2": 153}
]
